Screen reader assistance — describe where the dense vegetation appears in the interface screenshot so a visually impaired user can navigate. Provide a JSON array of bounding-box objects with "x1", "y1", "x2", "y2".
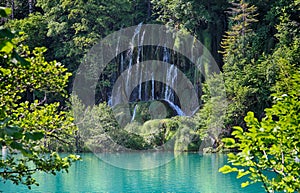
[
  {"x1": 0, "y1": 7, "x2": 79, "y2": 189},
  {"x1": 0, "y1": 0, "x2": 299, "y2": 191}
]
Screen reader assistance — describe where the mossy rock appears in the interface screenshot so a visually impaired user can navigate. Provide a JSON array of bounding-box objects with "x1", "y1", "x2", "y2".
[{"x1": 130, "y1": 100, "x2": 178, "y2": 124}]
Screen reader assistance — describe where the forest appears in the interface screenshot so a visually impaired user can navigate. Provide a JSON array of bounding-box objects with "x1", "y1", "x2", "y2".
[{"x1": 0, "y1": 0, "x2": 299, "y2": 192}]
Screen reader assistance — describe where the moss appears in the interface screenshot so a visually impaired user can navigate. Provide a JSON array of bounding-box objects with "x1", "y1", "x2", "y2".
[
  {"x1": 87, "y1": 102, "x2": 205, "y2": 151},
  {"x1": 130, "y1": 101, "x2": 178, "y2": 124}
]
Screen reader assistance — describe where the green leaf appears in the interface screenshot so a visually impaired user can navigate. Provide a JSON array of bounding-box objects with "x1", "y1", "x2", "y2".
[
  {"x1": 241, "y1": 181, "x2": 250, "y2": 188},
  {"x1": 0, "y1": 40, "x2": 14, "y2": 54},
  {"x1": 222, "y1": 138, "x2": 235, "y2": 147},
  {"x1": 12, "y1": 51, "x2": 30, "y2": 66},
  {"x1": 12, "y1": 132, "x2": 23, "y2": 140},
  {"x1": 237, "y1": 170, "x2": 250, "y2": 179},
  {"x1": 4, "y1": 126, "x2": 24, "y2": 137},
  {"x1": 219, "y1": 165, "x2": 238, "y2": 174},
  {"x1": 233, "y1": 126, "x2": 243, "y2": 133},
  {"x1": 31, "y1": 132, "x2": 44, "y2": 140},
  {"x1": 0, "y1": 68, "x2": 11, "y2": 75},
  {"x1": 25, "y1": 132, "x2": 44, "y2": 141},
  {"x1": 232, "y1": 126, "x2": 244, "y2": 137},
  {"x1": 10, "y1": 141, "x2": 23, "y2": 150},
  {"x1": 0, "y1": 28, "x2": 15, "y2": 39},
  {"x1": 0, "y1": 7, "x2": 11, "y2": 17},
  {"x1": 21, "y1": 149, "x2": 33, "y2": 157}
]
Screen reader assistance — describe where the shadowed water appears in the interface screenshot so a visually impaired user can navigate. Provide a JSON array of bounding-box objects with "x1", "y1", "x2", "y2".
[{"x1": 0, "y1": 152, "x2": 266, "y2": 193}]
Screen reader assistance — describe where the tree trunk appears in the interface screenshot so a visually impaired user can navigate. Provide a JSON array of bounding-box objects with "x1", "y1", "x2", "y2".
[
  {"x1": 75, "y1": 131, "x2": 81, "y2": 153},
  {"x1": 28, "y1": 0, "x2": 33, "y2": 14},
  {"x1": 147, "y1": 0, "x2": 151, "y2": 21},
  {"x1": 11, "y1": 0, "x2": 14, "y2": 19}
]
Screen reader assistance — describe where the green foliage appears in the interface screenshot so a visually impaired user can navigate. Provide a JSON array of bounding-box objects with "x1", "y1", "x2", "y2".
[
  {"x1": 72, "y1": 95, "x2": 147, "y2": 151},
  {"x1": 35, "y1": 0, "x2": 133, "y2": 71},
  {"x1": 5, "y1": 0, "x2": 142, "y2": 97},
  {"x1": 194, "y1": 72, "x2": 227, "y2": 147},
  {"x1": 219, "y1": 3, "x2": 299, "y2": 192},
  {"x1": 220, "y1": 90, "x2": 300, "y2": 192},
  {"x1": 0, "y1": 3, "x2": 299, "y2": 191},
  {"x1": 0, "y1": 0, "x2": 39, "y2": 19},
  {"x1": 152, "y1": 0, "x2": 228, "y2": 63},
  {"x1": 6, "y1": 13, "x2": 48, "y2": 50},
  {"x1": 220, "y1": 1, "x2": 279, "y2": 130},
  {"x1": 0, "y1": 8, "x2": 79, "y2": 188},
  {"x1": 219, "y1": 15, "x2": 300, "y2": 192},
  {"x1": 220, "y1": 0, "x2": 258, "y2": 59},
  {"x1": 152, "y1": 0, "x2": 210, "y2": 30},
  {"x1": 72, "y1": 95, "x2": 204, "y2": 151},
  {"x1": 0, "y1": 7, "x2": 11, "y2": 18}
]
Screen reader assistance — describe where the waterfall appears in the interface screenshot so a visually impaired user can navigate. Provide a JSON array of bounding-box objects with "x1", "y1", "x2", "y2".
[
  {"x1": 116, "y1": 33, "x2": 121, "y2": 57},
  {"x1": 162, "y1": 45, "x2": 177, "y2": 102},
  {"x1": 111, "y1": 25, "x2": 187, "y2": 117},
  {"x1": 163, "y1": 100, "x2": 185, "y2": 116},
  {"x1": 169, "y1": 65, "x2": 177, "y2": 102},
  {"x1": 163, "y1": 45, "x2": 170, "y2": 62},
  {"x1": 131, "y1": 105, "x2": 138, "y2": 122},
  {"x1": 138, "y1": 30, "x2": 145, "y2": 100},
  {"x1": 126, "y1": 23, "x2": 143, "y2": 86},
  {"x1": 136, "y1": 30, "x2": 145, "y2": 64},
  {"x1": 108, "y1": 97, "x2": 112, "y2": 106},
  {"x1": 161, "y1": 46, "x2": 182, "y2": 115},
  {"x1": 120, "y1": 53, "x2": 124, "y2": 73},
  {"x1": 161, "y1": 45, "x2": 179, "y2": 107},
  {"x1": 164, "y1": 64, "x2": 177, "y2": 102},
  {"x1": 151, "y1": 72, "x2": 154, "y2": 100},
  {"x1": 161, "y1": 45, "x2": 170, "y2": 99},
  {"x1": 2, "y1": 146, "x2": 7, "y2": 160},
  {"x1": 164, "y1": 64, "x2": 173, "y2": 100}
]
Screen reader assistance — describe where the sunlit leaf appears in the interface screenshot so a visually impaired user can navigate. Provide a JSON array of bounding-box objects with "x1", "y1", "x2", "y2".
[
  {"x1": 241, "y1": 181, "x2": 250, "y2": 188},
  {"x1": 0, "y1": 7, "x2": 11, "y2": 17},
  {"x1": 0, "y1": 40, "x2": 14, "y2": 54}
]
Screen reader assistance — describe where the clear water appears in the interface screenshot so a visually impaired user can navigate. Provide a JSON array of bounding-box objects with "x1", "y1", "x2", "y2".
[{"x1": 0, "y1": 152, "x2": 267, "y2": 193}]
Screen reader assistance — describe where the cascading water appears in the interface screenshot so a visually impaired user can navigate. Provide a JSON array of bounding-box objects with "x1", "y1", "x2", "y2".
[
  {"x1": 120, "y1": 53, "x2": 124, "y2": 73},
  {"x1": 169, "y1": 65, "x2": 177, "y2": 102},
  {"x1": 161, "y1": 46, "x2": 181, "y2": 115},
  {"x1": 131, "y1": 105, "x2": 137, "y2": 122},
  {"x1": 126, "y1": 23, "x2": 143, "y2": 86},
  {"x1": 115, "y1": 33, "x2": 121, "y2": 58},
  {"x1": 112, "y1": 26, "x2": 186, "y2": 118},
  {"x1": 163, "y1": 99, "x2": 185, "y2": 116},
  {"x1": 151, "y1": 72, "x2": 154, "y2": 100},
  {"x1": 138, "y1": 30, "x2": 145, "y2": 100},
  {"x1": 162, "y1": 45, "x2": 170, "y2": 97},
  {"x1": 163, "y1": 45, "x2": 170, "y2": 62},
  {"x1": 108, "y1": 97, "x2": 112, "y2": 106},
  {"x1": 165, "y1": 64, "x2": 176, "y2": 101},
  {"x1": 162, "y1": 45, "x2": 177, "y2": 102}
]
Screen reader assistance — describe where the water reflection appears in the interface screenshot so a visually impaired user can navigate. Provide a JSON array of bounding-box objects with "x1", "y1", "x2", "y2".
[
  {"x1": 0, "y1": 153, "x2": 265, "y2": 193},
  {"x1": 96, "y1": 151, "x2": 180, "y2": 170}
]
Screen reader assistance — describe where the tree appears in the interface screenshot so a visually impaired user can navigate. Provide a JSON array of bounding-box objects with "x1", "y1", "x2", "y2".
[
  {"x1": 35, "y1": 0, "x2": 133, "y2": 72},
  {"x1": 220, "y1": 0, "x2": 258, "y2": 59},
  {"x1": 219, "y1": 7, "x2": 300, "y2": 192},
  {"x1": 219, "y1": 73, "x2": 300, "y2": 192},
  {"x1": 219, "y1": 0, "x2": 277, "y2": 130},
  {"x1": 151, "y1": 0, "x2": 228, "y2": 65},
  {"x1": 0, "y1": 0, "x2": 38, "y2": 20},
  {"x1": 0, "y1": 7, "x2": 79, "y2": 189}
]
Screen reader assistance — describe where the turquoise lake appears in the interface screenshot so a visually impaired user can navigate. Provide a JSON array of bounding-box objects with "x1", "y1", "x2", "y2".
[{"x1": 0, "y1": 152, "x2": 266, "y2": 193}]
